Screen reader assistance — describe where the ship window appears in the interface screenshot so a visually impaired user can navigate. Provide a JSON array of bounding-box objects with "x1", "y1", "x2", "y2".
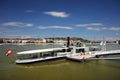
[
  {"x1": 76, "y1": 49, "x2": 85, "y2": 53},
  {"x1": 17, "y1": 54, "x2": 39, "y2": 60},
  {"x1": 67, "y1": 48, "x2": 71, "y2": 52},
  {"x1": 62, "y1": 49, "x2": 66, "y2": 52},
  {"x1": 89, "y1": 47, "x2": 101, "y2": 51},
  {"x1": 42, "y1": 53, "x2": 50, "y2": 57}
]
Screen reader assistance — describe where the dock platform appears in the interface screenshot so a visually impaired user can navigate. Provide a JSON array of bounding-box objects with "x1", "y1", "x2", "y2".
[{"x1": 66, "y1": 50, "x2": 120, "y2": 62}]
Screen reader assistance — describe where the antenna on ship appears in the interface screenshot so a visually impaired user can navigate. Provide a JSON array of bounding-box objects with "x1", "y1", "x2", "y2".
[
  {"x1": 53, "y1": 34, "x2": 55, "y2": 50},
  {"x1": 67, "y1": 37, "x2": 70, "y2": 47}
]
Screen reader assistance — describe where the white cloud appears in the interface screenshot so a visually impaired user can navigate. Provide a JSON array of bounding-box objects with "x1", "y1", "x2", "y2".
[
  {"x1": 87, "y1": 27, "x2": 101, "y2": 31},
  {"x1": 76, "y1": 23, "x2": 103, "y2": 27},
  {"x1": 104, "y1": 37, "x2": 119, "y2": 41},
  {"x1": 25, "y1": 24, "x2": 33, "y2": 27},
  {"x1": 44, "y1": 11, "x2": 69, "y2": 18},
  {"x1": 101, "y1": 27, "x2": 107, "y2": 30},
  {"x1": 25, "y1": 10, "x2": 34, "y2": 13},
  {"x1": 0, "y1": 27, "x2": 9, "y2": 31},
  {"x1": 109, "y1": 27, "x2": 120, "y2": 31},
  {"x1": 115, "y1": 33, "x2": 119, "y2": 36},
  {"x1": 38, "y1": 26, "x2": 73, "y2": 30},
  {"x1": 76, "y1": 23, "x2": 120, "y2": 31},
  {"x1": 86, "y1": 27, "x2": 120, "y2": 31},
  {"x1": 21, "y1": 35, "x2": 32, "y2": 39},
  {"x1": 1, "y1": 22, "x2": 33, "y2": 27},
  {"x1": 6, "y1": 34, "x2": 21, "y2": 37}
]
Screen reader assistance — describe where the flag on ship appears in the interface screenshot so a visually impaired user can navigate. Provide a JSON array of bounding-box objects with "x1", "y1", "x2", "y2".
[
  {"x1": 100, "y1": 37, "x2": 107, "y2": 51},
  {"x1": 100, "y1": 38, "x2": 106, "y2": 45},
  {"x1": 6, "y1": 49, "x2": 12, "y2": 56}
]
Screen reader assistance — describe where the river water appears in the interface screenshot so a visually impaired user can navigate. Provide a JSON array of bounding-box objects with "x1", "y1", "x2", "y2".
[{"x1": 0, "y1": 43, "x2": 120, "y2": 80}]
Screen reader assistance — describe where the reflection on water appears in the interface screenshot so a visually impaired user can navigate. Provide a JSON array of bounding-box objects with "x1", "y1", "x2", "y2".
[
  {"x1": 16, "y1": 59, "x2": 69, "y2": 69},
  {"x1": 0, "y1": 44, "x2": 120, "y2": 80}
]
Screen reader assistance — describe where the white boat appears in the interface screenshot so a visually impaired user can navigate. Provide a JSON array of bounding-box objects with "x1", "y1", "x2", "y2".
[
  {"x1": 15, "y1": 42, "x2": 102, "y2": 64},
  {"x1": 15, "y1": 44, "x2": 120, "y2": 64},
  {"x1": 15, "y1": 47, "x2": 70, "y2": 64},
  {"x1": 15, "y1": 37, "x2": 120, "y2": 64}
]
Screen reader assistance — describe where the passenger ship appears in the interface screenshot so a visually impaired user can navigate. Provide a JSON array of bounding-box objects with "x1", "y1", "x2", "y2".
[
  {"x1": 15, "y1": 44, "x2": 101, "y2": 64},
  {"x1": 15, "y1": 39, "x2": 116, "y2": 64},
  {"x1": 15, "y1": 37, "x2": 70, "y2": 64},
  {"x1": 15, "y1": 47, "x2": 70, "y2": 64}
]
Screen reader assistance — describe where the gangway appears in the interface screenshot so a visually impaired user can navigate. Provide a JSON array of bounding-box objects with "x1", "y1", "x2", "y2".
[{"x1": 94, "y1": 50, "x2": 120, "y2": 56}]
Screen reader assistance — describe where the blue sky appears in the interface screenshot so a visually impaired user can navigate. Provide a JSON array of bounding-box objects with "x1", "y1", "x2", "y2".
[{"x1": 0, "y1": 0, "x2": 120, "y2": 40}]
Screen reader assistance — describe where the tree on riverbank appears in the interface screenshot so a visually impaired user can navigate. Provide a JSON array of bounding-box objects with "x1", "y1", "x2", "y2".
[{"x1": 45, "y1": 37, "x2": 90, "y2": 43}]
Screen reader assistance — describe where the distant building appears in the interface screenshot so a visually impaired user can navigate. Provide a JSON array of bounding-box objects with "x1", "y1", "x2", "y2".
[
  {"x1": 116, "y1": 40, "x2": 120, "y2": 44},
  {"x1": 1, "y1": 38, "x2": 46, "y2": 44},
  {"x1": 0, "y1": 38, "x2": 4, "y2": 43}
]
